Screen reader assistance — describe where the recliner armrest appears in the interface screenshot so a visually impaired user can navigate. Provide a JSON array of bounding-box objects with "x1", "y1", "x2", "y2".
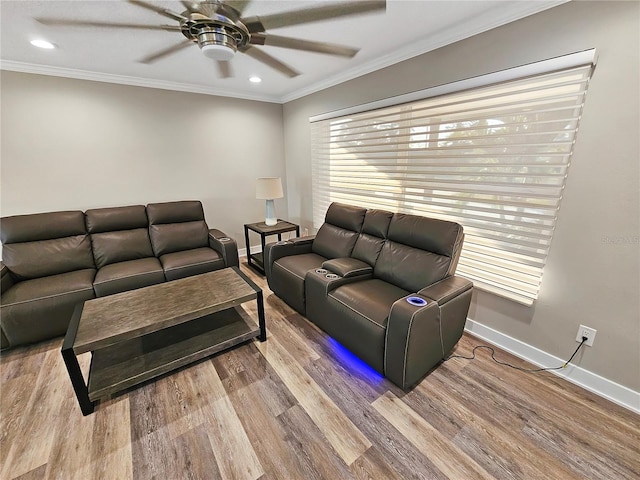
[
  {"x1": 322, "y1": 257, "x2": 372, "y2": 278},
  {"x1": 306, "y1": 266, "x2": 373, "y2": 297},
  {"x1": 1, "y1": 261, "x2": 14, "y2": 294},
  {"x1": 384, "y1": 276, "x2": 473, "y2": 390},
  {"x1": 385, "y1": 295, "x2": 441, "y2": 390},
  {"x1": 419, "y1": 275, "x2": 473, "y2": 360},
  {"x1": 208, "y1": 229, "x2": 239, "y2": 268},
  {"x1": 264, "y1": 236, "x2": 315, "y2": 280},
  {"x1": 418, "y1": 276, "x2": 473, "y2": 305}
]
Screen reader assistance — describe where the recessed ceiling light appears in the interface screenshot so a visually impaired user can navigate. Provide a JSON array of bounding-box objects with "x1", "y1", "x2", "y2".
[
  {"x1": 249, "y1": 76, "x2": 262, "y2": 84},
  {"x1": 30, "y1": 39, "x2": 55, "y2": 49}
]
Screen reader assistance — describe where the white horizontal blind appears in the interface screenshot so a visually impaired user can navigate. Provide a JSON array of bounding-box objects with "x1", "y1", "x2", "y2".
[{"x1": 311, "y1": 59, "x2": 594, "y2": 306}]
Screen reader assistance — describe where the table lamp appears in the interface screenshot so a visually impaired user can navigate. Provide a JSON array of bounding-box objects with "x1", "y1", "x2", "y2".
[{"x1": 256, "y1": 177, "x2": 284, "y2": 226}]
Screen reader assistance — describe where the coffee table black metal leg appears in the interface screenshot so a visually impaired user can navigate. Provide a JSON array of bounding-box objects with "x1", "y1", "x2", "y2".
[
  {"x1": 61, "y1": 347, "x2": 94, "y2": 416},
  {"x1": 244, "y1": 225, "x2": 253, "y2": 269},
  {"x1": 257, "y1": 290, "x2": 267, "y2": 342},
  {"x1": 62, "y1": 303, "x2": 94, "y2": 416}
]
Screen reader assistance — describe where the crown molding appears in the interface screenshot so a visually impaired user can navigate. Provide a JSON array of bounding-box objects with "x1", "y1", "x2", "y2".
[
  {"x1": 0, "y1": 60, "x2": 282, "y2": 104},
  {"x1": 280, "y1": 0, "x2": 568, "y2": 103}
]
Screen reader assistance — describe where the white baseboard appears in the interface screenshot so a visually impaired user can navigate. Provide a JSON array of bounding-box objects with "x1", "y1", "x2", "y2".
[{"x1": 464, "y1": 318, "x2": 640, "y2": 414}]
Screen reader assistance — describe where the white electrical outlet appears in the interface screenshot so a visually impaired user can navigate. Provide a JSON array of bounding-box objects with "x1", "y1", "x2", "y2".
[{"x1": 576, "y1": 325, "x2": 597, "y2": 347}]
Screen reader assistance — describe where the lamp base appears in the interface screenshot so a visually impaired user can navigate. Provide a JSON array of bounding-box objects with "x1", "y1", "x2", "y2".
[{"x1": 265, "y1": 199, "x2": 277, "y2": 226}]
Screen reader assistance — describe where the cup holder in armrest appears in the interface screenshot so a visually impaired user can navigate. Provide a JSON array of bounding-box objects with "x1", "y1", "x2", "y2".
[
  {"x1": 315, "y1": 268, "x2": 328, "y2": 275},
  {"x1": 275, "y1": 240, "x2": 291, "y2": 245},
  {"x1": 406, "y1": 296, "x2": 427, "y2": 307},
  {"x1": 325, "y1": 273, "x2": 339, "y2": 280},
  {"x1": 218, "y1": 237, "x2": 231, "y2": 242}
]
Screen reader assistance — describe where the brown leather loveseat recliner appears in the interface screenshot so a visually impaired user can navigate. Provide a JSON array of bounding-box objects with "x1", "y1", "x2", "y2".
[
  {"x1": 0, "y1": 200, "x2": 239, "y2": 350},
  {"x1": 265, "y1": 202, "x2": 473, "y2": 389}
]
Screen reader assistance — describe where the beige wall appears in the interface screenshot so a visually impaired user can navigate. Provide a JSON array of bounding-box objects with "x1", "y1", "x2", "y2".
[
  {"x1": 282, "y1": 1, "x2": 640, "y2": 390},
  {"x1": 0, "y1": 72, "x2": 286, "y2": 246}
]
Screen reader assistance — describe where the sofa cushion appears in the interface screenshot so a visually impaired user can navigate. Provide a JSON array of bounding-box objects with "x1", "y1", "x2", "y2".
[
  {"x1": 320, "y1": 279, "x2": 409, "y2": 372},
  {"x1": 387, "y1": 213, "x2": 463, "y2": 258},
  {"x1": 149, "y1": 221, "x2": 209, "y2": 257},
  {"x1": 374, "y1": 241, "x2": 452, "y2": 293},
  {"x1": 352, "y1": 234, "x2": 386, "y2": 266},
  {"x1": 361, "y1": 209, "x2": 393, "y2": 237},
  {"x1": 324, "y1": 203, "x2": 367, "y2": 231},
  {"x1": 312, "y1": 224, "x2": 360, "y2": 260},
  {"x1": 311, "y1": 203, "x2": 366, "y2": 260},
  {"x1": 1, "y1": 211, "x2": 86, "y2": 244},
  {"x1": 91, "y1": 229, "x2": 155, "y2": 269},
  {"x1": 2, "y1": 235, "x2": 95, "y2": 281},
  {"x1": 147, "y1": 200, "x2": 205, "y2": 224},
  {"x1": 329, "y1": 279, "x2": 409, "y2": 330},
  {"x1": 0, "y1": 269, "x2": 96, "y2": 346},
  {"x1": 351, "y1": 209, "x2": 393, "y2": 266},
  {"x1": 271, "y1": 252, "x2": 326, "y2": 314},
  {"x1": 85, "y1": 205, "x2": 148, "y2": 233},
  {"x1": 159, "y1": 247, "x2": 225, "y2": 281},
  {"x1": 93, "y1": 258, "x2": 165, "y2": 297}
]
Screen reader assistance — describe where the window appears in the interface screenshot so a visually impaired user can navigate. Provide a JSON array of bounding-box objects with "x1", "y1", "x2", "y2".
[{"x1": 310, "y1": 50, "x2": 595, "y2": 305}]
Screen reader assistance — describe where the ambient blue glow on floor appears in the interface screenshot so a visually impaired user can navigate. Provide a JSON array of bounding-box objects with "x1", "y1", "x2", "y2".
[{"x1": 327, "y1": 337, "x2": 384, "y2": 383}]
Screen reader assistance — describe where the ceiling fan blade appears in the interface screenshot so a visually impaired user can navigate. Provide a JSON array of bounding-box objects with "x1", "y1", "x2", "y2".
[
  {"x1": 139, "y1": 39, "x2": 193, "y2": 64},
  {"x1": 180, "y1": 1, "x2": 199, "y2": 14},
  {"x1": 224, "y1": 1, "x2": 252, "y2": 15},
  {"x1": 251, "y1": 33, "x2": 358, "y2": 58},
  {"x1": 243, "y1": 0, "x2": 385, "y2": 33},
  {"x1": 242, "y1": 46, "x2": 299, "y2": 78},
  {"x1": 217, "y1": 60, "x2": 233, "y2": 78},
  {"x1": 128, "y1": 0, "x2": 188, "y2": 22},
  {"x1": 36, "y1": 18, "x2": 180, "y2": 31}
]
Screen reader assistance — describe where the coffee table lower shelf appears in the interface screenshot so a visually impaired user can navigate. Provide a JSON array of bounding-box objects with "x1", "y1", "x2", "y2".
[
  {"x1": 63, "y1": 304, "x2": 263, "y2": 415},
  {"x1": 88, "y1": 307, "x2": 259, "y2": 401}
]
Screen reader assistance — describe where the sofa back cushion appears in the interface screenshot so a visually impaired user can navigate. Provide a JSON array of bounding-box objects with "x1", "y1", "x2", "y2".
[
  {"x1": 351, "y1": 209, "x2": 393, "y2": 266},
  {"x1": 147, "y1": 201, "x2": 209, "y2": 256},
  {"x1": 1, "y1": 211, "x2": 95, "y2": 280},
  {"x1": 86, "y1": 205, "x2": 154, "y2": 268},
  {"x1": 312, "y1": 203, "x2": 366, "y2": 260},
  {"x1": 374, "y1": 213, "x2": 464, "y2": 292}
]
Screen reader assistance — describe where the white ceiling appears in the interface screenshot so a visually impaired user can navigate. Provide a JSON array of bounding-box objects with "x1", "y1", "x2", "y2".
[{"x1": 0, "y1": 0, "x2": 565, "y2": 103}]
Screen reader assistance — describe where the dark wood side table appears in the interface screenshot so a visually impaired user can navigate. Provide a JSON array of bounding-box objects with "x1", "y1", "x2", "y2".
[{"x1": 244, "y1": 220, "x2": 300, "y2": 274}]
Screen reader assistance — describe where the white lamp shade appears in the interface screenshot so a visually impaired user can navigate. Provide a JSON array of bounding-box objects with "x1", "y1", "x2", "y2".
[{"x1": 256, "y1": 177, "x2": 284, "y2": 199}]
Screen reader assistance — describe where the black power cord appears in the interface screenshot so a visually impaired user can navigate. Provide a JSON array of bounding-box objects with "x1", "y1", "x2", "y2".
[{"x1": 446, "y1": 336, "x2": 588, "y2": 373}]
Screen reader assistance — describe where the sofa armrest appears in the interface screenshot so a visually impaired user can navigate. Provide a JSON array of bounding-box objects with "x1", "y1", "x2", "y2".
[
  {"x1": 418, "y1": 275, "x2": 473, "y2": 305},
  {"x1": 263, "y1": 236, "x2": 315, "y2": 280},
  {"x1": 1, "y1": 262, "x2": 14, "y2": 349},
  {"x1": 385, "y1": 294, "x2": 442, "y2": 390},
  {"x1": 322, "y1": 258, "x2": 372, "y2": 278},
  {"x1": 419, "y1": 275, "x2": 473, "y2": 355},
  {"x1": 1, "y1": 261, "x2": 14, "y2": 294},
  {"x1": 306, "y1": 266, "x2": 373, "y2": 297},
  {"x1": 208, "y1": 229, "x2": 239, "y2": 268}
]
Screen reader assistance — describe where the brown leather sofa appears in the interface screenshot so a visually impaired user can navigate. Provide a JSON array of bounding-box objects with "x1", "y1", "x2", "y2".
[
  {"x1": 265, "y1": 202, "x2": 473, "y2": 389},
  {"x1": 0, "y1": 200, "x2": 238, "y2": 350}
]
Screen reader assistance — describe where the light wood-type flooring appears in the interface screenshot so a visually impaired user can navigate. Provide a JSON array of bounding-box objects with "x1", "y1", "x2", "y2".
[{"x1": 1, "y1": 263, "x2": 639, "y2": 479}]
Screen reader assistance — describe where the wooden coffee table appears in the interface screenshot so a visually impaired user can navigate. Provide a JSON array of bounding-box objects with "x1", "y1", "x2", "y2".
[{"x1": 61, "y1": 267, "x2": 265, "y2": 415}]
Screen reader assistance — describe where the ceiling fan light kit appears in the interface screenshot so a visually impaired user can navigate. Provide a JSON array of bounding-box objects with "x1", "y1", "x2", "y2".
[
  {"x1": 35, "y1": 0, "x2": 387, "y2": 78},
  {"x1": 201, "y1": 43, "x2": 234, "y2": 60},
  {"x1": 30, "y1": 39, "x2": 55, "y2": 49}
]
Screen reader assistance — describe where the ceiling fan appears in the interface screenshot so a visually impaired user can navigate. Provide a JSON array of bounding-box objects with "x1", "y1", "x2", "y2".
[{"x1": 36, "y1": 0, "x2": 386, "y2": 78}]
